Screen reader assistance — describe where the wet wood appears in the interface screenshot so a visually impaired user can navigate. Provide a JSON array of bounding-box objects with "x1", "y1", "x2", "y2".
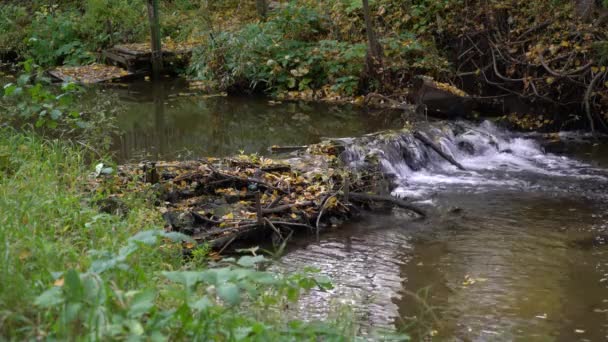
[
  {"x1": 349, "y1": 192, "x2": 426, "y2": 218},
  {"x1": 413, "y1": 131, "x2": 467, "y2": 171}
]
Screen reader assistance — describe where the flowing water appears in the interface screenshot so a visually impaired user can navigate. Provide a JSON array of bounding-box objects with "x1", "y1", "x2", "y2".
[{"x1": 277, "y1": 122, "x2": 608, "y2": 340}]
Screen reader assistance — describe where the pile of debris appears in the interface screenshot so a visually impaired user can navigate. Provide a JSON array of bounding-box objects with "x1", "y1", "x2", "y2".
[
  {"x1": 48, "y1": 64, "x2": 133, "y2": 84},
  {"x1": 101, "y1": 143, "x2": 426, "y2": 251}
]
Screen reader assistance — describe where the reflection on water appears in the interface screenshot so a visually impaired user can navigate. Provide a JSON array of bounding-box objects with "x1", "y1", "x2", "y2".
[{"x1": 108, "y1": 80, "x2": 401, "y2": 161}]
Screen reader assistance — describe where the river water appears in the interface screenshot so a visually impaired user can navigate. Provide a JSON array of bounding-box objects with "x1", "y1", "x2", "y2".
[
  {"x1": 89, "y1": 81, "x2": 608, "y2": 340},
  {"x1": 280, "y1": 122, "x2": 608, "y2": 340}
]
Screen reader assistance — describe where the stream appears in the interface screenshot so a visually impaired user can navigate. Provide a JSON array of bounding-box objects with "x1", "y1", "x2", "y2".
[{"x1": 94, "y1": 81, "x2": 608, "y2": 340}]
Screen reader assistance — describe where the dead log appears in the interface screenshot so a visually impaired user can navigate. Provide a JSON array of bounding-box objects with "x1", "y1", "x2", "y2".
[
  {"x1": 413, "y1": 131, "x2": 467, "y2": 171},
  {"x1": 349, "y1": 192, "x2": 426, "y2": 218}
]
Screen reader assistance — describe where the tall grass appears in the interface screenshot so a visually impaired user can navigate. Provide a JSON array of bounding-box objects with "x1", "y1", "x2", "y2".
[{"x1": 0, "y1": 129, "x2": 161, "y2": 336}]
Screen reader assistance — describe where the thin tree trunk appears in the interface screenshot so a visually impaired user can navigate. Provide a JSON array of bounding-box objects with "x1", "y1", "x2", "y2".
[
  {"x1": 362, "y1": 0, "x2": 383, "y2": 87},
  {"x1": 147, "y1": 0, "x2": 163, "y2": 79}
]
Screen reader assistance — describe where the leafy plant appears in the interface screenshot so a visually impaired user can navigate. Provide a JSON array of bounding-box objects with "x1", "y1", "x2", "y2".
[
  {"x1": 1, "y1": 61, "x2": 118, "y2": 149},
  {"x1": 27, "y1": 7, "x2": 94, "y2": 66}
]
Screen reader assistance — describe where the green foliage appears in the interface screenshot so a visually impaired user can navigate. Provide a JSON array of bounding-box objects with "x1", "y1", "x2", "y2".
[
  {"x1": 189, "y1": 1, "x2": 451, "y2": 97},
  {"x1": 80, "y1": 0, "x2": 147, "y2": 49},
  {"x1": 1, "y1": 61, "x2": 118, "y2": 149},
  {"x1": 27, "y1": 6, "x2": 94, "y2": 66},
  {"x1": 190, "y1": 4, "x2": 369, "y2": 96},
  {"x1": 0, "y1": 5, "x2": 30, "y2": 57}
]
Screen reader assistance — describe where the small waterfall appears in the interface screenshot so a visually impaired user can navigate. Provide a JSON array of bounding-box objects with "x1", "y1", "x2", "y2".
[{"x1": 340, "y1": 121, "x2": 606, "y2": 198}]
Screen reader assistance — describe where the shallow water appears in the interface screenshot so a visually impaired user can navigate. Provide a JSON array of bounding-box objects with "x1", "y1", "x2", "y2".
[
  {"x1": 106, "y1": 80, "x2": 401, "y2": 161},
  {"x1": 278, "y1": 123, "x2": 608, "y2": 340}
]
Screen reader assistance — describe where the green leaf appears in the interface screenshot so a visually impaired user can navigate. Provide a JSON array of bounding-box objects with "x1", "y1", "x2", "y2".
[
  {"x1": 64, "y1": 269, "x2": 83, "y2": 301},
  {"x1": 189, "y1": 296, "x2": 213, "y2": 311},
  {"x1": 34, "y1": 286, "x2": 64, "y2": 307},
  {"x1": 128, "y1": 289, "x2": 156, "y2": 318},
  {"x1": 50, "y1": 109, "x2": 62, "y2": 120},
  {"x1": 3, "y1": 83, "x2": 16, "y2": 96},
  {"x1": 217, "y1": 283, "x2": 240, "y2": 305},
  {"x1": 161, "y1": 231, "x2": 196, "y2": 244},
  {"x1": 237, "y1": 255, "x2": 265, "y2": 268},
  {"x1": 163, "y1": 271, "x2": 204, "y2": 290}
]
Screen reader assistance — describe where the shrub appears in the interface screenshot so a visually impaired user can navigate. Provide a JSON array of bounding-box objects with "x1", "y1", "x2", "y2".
[
  {"x1": 27, "y1": 7, "x2": 94, "y2": 66},
  {"x1": 0, "y1": 5, "x2": 30, "y2": 58}
]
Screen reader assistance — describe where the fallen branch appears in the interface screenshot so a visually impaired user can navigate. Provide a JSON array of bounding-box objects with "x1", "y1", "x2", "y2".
[
  {"x1": 584, "y1": 70, "x2": 606, "y2": 136},
  {"x1": 349, "y1": 192, "x2": 427, "y2": 218},
  {"x1": 413, "y1": 131, "x2": 466, "y2": 171}
]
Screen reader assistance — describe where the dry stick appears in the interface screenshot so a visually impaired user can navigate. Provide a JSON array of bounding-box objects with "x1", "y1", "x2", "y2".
[
  {"x1": 269, "y1": 221, "x2": 314, "y2": 230},
  {"x1": 205, "y1": 162, "x2": 287, "y2": 194},
  {"x1": 413, "y1": 131, "x2": 466, "y2": 171},
  {"x1": 266, "y1": 192, "x2": 288, "y2": 209},
  {"x1": 584, "y1": 71, "x2": 607, "y2": 137},
  {"x1": 264, "y1": 218, "x2": 283, "y2": 242},
  {"x1": 315, "y1": 195, "x2": 334, "y2": 233},
  {"x1": 538, "y1": 52, "x2": 592, "y2": 78},
  {"x1": 344, "y1": 177, "x2": 350, "y2": 204},
  {"x1": 259, "y1": 201, "x2": 315, "y2": 215},
  {"x1": 191, "y1": 211, "x2": 222, "y2": 225},
  {"x1": 255, "y1": 191, "x2": 264, "y2": 226},
  {"x1": 349, "y1": 192, "x2": 427, "y2": 218},
  {"x1": 217, "y1": 236, "x2": 237, "y2": 255}
]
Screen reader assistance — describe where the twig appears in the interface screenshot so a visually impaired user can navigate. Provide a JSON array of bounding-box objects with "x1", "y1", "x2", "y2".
[
  {"x1": 258, "y1": 201, "x2": 315, "y2": 215},
  {"x1": 316, "y1": 195, "x2": 334, "y2": 232},
  {"x1": 264, "y1": 218, "x2": 283, "y2": 242}
]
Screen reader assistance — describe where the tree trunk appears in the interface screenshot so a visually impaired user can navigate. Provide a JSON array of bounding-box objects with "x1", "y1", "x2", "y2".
[
  {"x1": 362, "y1": 0, "x2": 383, "y2": 88},
  {"x1": 147, "y1": 0, "x2": 163, "y2": 79},
  {"x1": 256, "y1": 0, "x2": 268, "y2": 20}
]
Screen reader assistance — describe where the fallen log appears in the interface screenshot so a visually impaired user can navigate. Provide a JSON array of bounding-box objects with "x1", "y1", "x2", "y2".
[
  {"x1": 413, "y1": 131, "x2": 467, "y2": 171},
  {"x1": 349, "y1": 192, "x2": 427, "y2": 218}
]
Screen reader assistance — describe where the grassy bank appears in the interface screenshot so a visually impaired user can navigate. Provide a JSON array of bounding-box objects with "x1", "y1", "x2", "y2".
[{"x1": 0, "y1": 128, "x2": 372, "y2": 340}]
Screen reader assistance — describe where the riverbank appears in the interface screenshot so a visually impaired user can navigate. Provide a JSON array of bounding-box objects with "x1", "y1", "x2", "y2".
[
  {"x1": 0, "y1": 128, "x2": 385, "y2": 340},
  {"x1": 2, "y1": 1, "x2": 607, "y2": 132}
]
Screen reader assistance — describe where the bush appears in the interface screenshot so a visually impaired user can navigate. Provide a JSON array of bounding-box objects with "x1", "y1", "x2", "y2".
[
  {"x1": 0, "y1": 5, "x2": 30, "y2": 58},
  {"x1": 27, "y1": 6, "x2": 94, "y2": 66},
  {"x1": 189, "y1": 3, "x2": 369, "y2": 96},
  {"x1": 80, "y1": 0, "x2": 147, "y2": 49}
]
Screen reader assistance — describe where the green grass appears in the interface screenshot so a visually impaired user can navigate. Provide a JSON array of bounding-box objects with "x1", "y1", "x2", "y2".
[
  {"x1": 0, "y1": 128, "x2": 165, "y2": 337},
  {"x1": 0, "y1": 128, "x2": 370, "y2": 341}
]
